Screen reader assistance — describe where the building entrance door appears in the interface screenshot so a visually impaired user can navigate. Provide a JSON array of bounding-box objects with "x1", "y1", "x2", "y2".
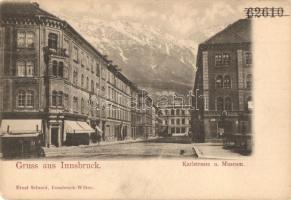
[{"x1": 51, "y1": 128, "x2": 59, "y2": 147}]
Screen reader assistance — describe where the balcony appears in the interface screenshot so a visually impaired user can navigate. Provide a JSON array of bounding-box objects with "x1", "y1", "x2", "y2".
[{"x1": 48, "y1": 48, "x2": 69, "y2": 58}]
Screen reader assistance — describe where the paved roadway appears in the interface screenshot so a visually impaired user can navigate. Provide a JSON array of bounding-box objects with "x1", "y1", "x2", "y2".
[{"x1": 43, "y1": 136, "x2": 197, "y2": 159}]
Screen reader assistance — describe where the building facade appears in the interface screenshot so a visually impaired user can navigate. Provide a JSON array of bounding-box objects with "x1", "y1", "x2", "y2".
[
  {"x1": 0, "y1": 2, "x2": 156, "y2": 150},
  {"x1": 159, "y1": 105, "x2": 192, "y2": 136},
  {"x1": 191, "y1": 19, "x2": 252, "y2": 142}
]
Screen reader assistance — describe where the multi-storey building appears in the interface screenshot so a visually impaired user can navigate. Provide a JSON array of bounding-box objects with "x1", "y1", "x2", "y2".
[
  {"x1": 104, "y1": 64, "x2": 132, "y2": 141},
  {"x1": 191, "y1": 19, "x2": 252, "y2": 142},
  {"x1": 159, "y1": 105, "x2": 192, "y2": 136},
  {"x1": 0, "y1": 2, "x2": 140, "y2": 150}
]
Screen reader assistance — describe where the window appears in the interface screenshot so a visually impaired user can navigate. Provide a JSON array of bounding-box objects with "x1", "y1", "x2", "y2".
[
  {"x1": 215, "y1": 53, "x2": 230, "y2": 66},
  {"x1": 48, "y1": 33, "x2": 58, "y2": 49},
  {"x1": 216, "y1": 97, "x2": 224, "y2": 111},
  {"x1": 52, "y1": 91, "x2": 57, "y2": 106},
  {"x1": 171, "y1": 119, "x2": 175, "y2": 125},
  {"x1": 224, "y1": 75, "x2": 231, "y2": 88},
  {"x1": 64, "y1": 94, "x2": 69, "y2": 111},
  {"x1": 73, "y1": 46, "x2": 78, "y2": 62},
  {"x1": 176, "y1": 119, "x2": 180, "y2": 125},
  {"x1": 26, "y1": 32, "x2": 34, "y2": 48},
  {"x1": 171, "y1": 128, "x2": 175, "y2": 134},
  {"x1": 81, "y1": 98, "x2": 85, "y2": 114},
  {"x1": 17, "y1": 31, "x2": 34, "y2": 48},
  {"x1": 26, "y1": 90, "x2": 34, "y2": 107},
  {"x1": 171, "y1": 109, "x2": 175, "y2": 115},
  {"x1": 17, "y1": 61, "x2": 26, "y2": 77},
  {"x1": 63, "y1": 38, "x2": 70, "y2": 56},
  {"x1": 216, "y1": 76, "x2": 223, "y2": 88},
  {"x1": 86, "y1": 77, "x2": 89, "y2": 90},
  {"x1": 165, "y1": 110, "x2": 169, "y2": 115},
  {"x1": 246, "y1": 74, "x2": 252, "y2": 89},
  {"x1": 176, "y1": 109, "x2": 180, "y2": 115},
  {"x1": 57, "y1": 91, "x2": 63, "y2": 106},
  {"x1": 176, "y1": 127, "x2": 180, "y2": 133},
  {"x1": 58, "y1": 62, "x2": 63, "y2": 77},
  {"x1": 182, "y1": 118, "x2": 185, "y2": 125},
  {"x1": 73, "y1": 97, "x2": 78, "y2": 112},
  {"x1": 225, "y1": 97, "x2": 232, "y2": 111},
  {"x1": 181, "y1": 110, "x2": 185, "y2": 115},
  {"x1": 17, "y1": 90, "x2": 35, "y2": 108},
  {"x1": 17, "y1": 32, "x2": 25, "y2": 48},
  {"x1": 96, "y1": 63, "x2": 100, "y2": 76},
  {"x1": 245, "y1": 52, "x2": 252, "y2": 65},
  {"x1": 17, "y1": 61, "x2": 34, "y2": 77},
  {"x1": 17, "y1": 90, "x2": 25, "y2": 107},
  {"x1": 52, "y1": 61, "x2": 58, "y2": 76},
  {"x1": 181, "y1": 127, "x2": 186, "y2": 133},
  {"x1": 81, "y1": 74, "x2": 84, "y2": 88}
]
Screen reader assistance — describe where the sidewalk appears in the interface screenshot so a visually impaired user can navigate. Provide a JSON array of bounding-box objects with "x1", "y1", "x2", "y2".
[{"x1": 192, "y1": 143, "x2": 246, "y2": 159}]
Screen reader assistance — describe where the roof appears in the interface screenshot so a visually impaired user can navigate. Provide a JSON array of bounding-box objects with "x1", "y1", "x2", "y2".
[
  {"x1": 203, "y1": 19, "x2": 251, "y2": 45},
  {"x1": 0, "y1": 1, "x2": 59, "y2": 20}
]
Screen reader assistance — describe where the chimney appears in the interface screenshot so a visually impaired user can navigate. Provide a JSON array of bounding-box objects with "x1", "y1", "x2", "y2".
[{"x1": 32, "y1": 2, "x2": 39, "y2": 8}]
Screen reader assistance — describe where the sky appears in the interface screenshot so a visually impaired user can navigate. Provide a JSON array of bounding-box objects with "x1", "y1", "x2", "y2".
[{"x1": 32, "y1": 0, "x2": 248, "y2": 43}]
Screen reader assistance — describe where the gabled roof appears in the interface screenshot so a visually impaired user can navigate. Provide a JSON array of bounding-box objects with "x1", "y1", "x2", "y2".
[
  {"x1": 203, "y1": 19, "x2": 251, "y2": 45},
  {"x1": 0, "y1": 2, "x2": 60, "y2": 20}
]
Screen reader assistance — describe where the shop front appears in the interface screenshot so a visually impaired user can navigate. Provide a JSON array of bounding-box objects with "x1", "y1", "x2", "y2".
[{"x1": 0, "y1": 119, "x2": 44, "y2": 158}]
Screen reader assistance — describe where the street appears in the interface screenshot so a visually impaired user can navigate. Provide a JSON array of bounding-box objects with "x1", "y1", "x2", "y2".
[{"x1": 39, "y1": 136, "x2": 245, "y2": 160}]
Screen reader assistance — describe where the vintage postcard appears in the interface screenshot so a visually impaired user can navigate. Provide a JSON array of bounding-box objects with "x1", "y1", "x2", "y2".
[{"x1": 0, "y1": 0, "x2": 290, "y2": 199}]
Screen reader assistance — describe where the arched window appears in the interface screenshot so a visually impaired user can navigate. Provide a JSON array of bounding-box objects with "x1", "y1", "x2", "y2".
[
  {"x1": 17, "y1": 90, "x2": 25, "y2": 107},
  {"x1": 216, "y1": 76, "x2": 223, "y2": 88},
  {"x1": 52, "y1": 91, "x2": 57, "y2": 106},
  {"x1": 246, "y1": 74, "x2": 252, "y2": 89},
  {"x1": 58, "y1": 62, "x2": 63, "y2": 77},
  {"x1": 52, "y1": 61, "x2": 58, "y2": 76},
  {"x1": 81, "y1": 98, "x2": 84, "y2": 114},
  {"x1": 224, "y1": 75, "x2": 231, "y2": 88},
  {"x1": 81, "y1": 74, "x2": 84, "y2": 88},
  {"x1": 57, "y1": 91, "x2": 63, "y2": 106},
  {"x1": 216, "y1": 97, "x2": 224, "y2": 111},
  {"x1": 225, "y1": 97, "x2": 232, "y2": 111},
  {"x1": 48, "y1": 33, "x2": 58, "y2": 49},
  {"x1": 26, "y1": 90, "x2": 34, "y2": 107}
]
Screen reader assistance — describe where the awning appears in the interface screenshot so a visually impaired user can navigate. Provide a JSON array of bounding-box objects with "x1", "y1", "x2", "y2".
[
  {"x1": 0, "y1": 119, "x2": 42, "y2": 134},
  {"x1": 77, "y1": 121, "x2": 95, "y2": 133},
  {"x1": 64, "y1": 121, "x2": 94, "y2": 134},
  {"x1": 2, "y1": 132, "x2": 40, "y2": 138}
]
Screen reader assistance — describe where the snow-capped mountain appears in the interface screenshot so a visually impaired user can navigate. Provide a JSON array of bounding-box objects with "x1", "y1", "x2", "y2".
[{"x1": 62, "y1": 16, "x2": 198, "y2": 96}]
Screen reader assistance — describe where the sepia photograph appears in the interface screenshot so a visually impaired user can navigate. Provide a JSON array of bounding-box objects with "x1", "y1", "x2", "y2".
[
  {"x1": 0, "y1": 0, "x2": 253, "y2": 160},
  {"x1": 0, "y1": 0, "x2": 290, "y2": 199}
]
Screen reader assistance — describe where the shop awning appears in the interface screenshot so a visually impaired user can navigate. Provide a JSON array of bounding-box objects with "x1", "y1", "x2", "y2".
[
  {"x1": 2, "y1": 132, "x2": 41, "y2": 138},
  {"x1": 0, "y1": 119, "x2": 42, "y2": 134},
  {"x1": 77, "y1": 121, "x2": 95, "y2": 133},
  {"x1": 64, "y1": 121, "x2": 94, "y2": 134}
]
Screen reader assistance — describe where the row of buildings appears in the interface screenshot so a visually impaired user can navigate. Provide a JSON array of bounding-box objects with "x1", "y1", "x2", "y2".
[
  {"x1": 191, "y1": 18, "x2": 252, "y2": 143},
  {"x1": 0, "y1": 2, "x2": 163, "y2": 152}
]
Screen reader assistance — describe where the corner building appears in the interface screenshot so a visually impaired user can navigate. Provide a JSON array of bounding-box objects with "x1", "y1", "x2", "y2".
[
  {"x1": 192, "y1": 19, "x2": 252, "y2": 142},
  {"x1": 0, "y1": 2, "x2": 134, "y2": 148}
]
